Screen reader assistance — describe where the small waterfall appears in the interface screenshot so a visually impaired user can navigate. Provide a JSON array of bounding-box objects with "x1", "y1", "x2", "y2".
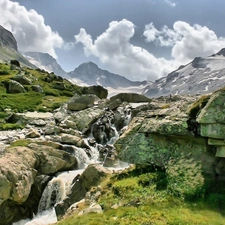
[
  {"x1": 14, "y1": 105, "x2": 131, "y2": 224},
  {"x1": 38, "y1": 178, "x2": 66, "y2": 213}
]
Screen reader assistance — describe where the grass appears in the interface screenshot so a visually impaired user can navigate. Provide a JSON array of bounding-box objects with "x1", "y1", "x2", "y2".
[
  {"x1": 0, "y1": 63, "x2": 85, "y2": 114},
  {"x1": 55, "y1": 166, "x2": 225, "y2": 225},
  {"x1": 188, "y1": 95, "x2": 210, "y2": 119}
]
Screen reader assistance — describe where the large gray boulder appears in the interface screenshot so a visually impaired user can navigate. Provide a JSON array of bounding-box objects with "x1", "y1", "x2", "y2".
[
  {"x1": 0, "y1": 145, "x2": 77, "y2": 225},
  {"x1": 67, "y1": 94, "x2": 99, "y2": 111},
  {"x1": 7, "y1": 80, "x2": 26, "y2": 93},
  {"x1": 11, "y1": 74, "x2": 32, "y2": 85},
  {"x1": 110, "y1": 93, "x2": 151, "y2": 103}
]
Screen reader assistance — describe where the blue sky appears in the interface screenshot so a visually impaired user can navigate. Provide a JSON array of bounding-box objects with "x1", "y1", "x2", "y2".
[{"x1": 1, "y1": 0, "x2": 225, "y2": 81}]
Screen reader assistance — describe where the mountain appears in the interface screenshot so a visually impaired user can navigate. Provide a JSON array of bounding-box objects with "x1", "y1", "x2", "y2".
[
  {"x1": 0, "y1": 25, "x2": 35, "y2": 68},
  {"x1": 68, "y1": 61, "x2": 148, "y2": 96},
  {"x1": 23, "y1": 51, "x2": 68, "y2": 78},
  {"x1": 142, "y1": 48, "x2": 225, "y2": 97}
]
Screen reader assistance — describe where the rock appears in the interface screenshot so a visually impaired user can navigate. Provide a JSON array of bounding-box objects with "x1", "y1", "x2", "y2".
[
  {"x1": 56, "y1": 133, "x2": 89, "y2": 148},
  {"x1": 53, "y1": 82, "x2": 66, "y2": 90},
  {"x1": 55, "y1": 164, "x2": 111, "y2": 217},
  {"x1": 25, "y1": 128, "x2": 40, "y2": 138},
  {"x1": 7, "y1": 80, "x2": 26, "y2": 93},
  {"x1": 67, "y1": 94, "x2": 99, "y2": 111},
  {"x1": 0, "y1": 147, "x2": 37, "y2": 204},
  {"x1": 107, "y1": 98, "x2": 122, "y2": 110},
  {"x1": 28, "y1": 143, "x2": 78, "y2": 174},
  {"x1": 81, "y1": 85, "x2": 108, "y2": 99},
  {"x1": 110, "y1": 93, "x2": 151, "y2": 103},
  {"x1": 11, "y1": 74, "x2": 32, "y2": 85},
  {"x1": 114, "y1": 96, "x2": 207, "y2": 168},
  {"x1": 32, "y1": 85, "x2": 44, "y2": 93},
  {"x1": 79, "y1": 203, "x2": 103, "y2": 215},
  {"x1": 197, "y1": 90, "x2": 225, "y2": 124},
  {"x1": 10, "y1": 60, "x2": 20, "y2": 67},
  {"x1": 68, "y1": 107, "x2": 105, "y2": 132}
]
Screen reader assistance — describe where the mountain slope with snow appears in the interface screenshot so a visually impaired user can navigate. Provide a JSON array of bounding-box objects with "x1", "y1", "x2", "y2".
[{"x1": 142, "y1": 48, "x2": 225, "y2": 97}]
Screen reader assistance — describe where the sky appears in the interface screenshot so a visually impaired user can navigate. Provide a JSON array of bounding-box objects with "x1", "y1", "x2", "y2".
[{"x1": 1, "y1": 0, "x2": 225, "y2": 81}]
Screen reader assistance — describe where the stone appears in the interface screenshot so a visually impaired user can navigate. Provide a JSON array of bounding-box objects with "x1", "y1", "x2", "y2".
[
  {"x1": 208, "y1": 138, "x2": 225, "y2": 146},
  {"x1": 7, "y1": 80, "x2": 26, "y2": 93},
  {"x1": 12, "y1": 74, "x2": 32, "y2": 85},
  {"x1": 28, "y1": 143, "x2": 78, "y2": 174},
  {"x1": 197, "y1": 90, "x2": 225, "y2": 124},
  {"x1": 79, "y1": 203, "x2": 103, "y2": 215},
  {"x1": 216, "y1": 146, "x2": 225, "y2": 157},
  {"x1": 57, "y1": 133, "x2": 89, "y2": 148},
  {"x1": 55, "y1": 164, "x2": 111, "y2": 217},
  {"x1": 25, "y1": 128, "x2": 40, "y2": 138},
  {"x1": 81, "y1": 85, "x2": 108, "y2": 99},
  {"x1": 67, "y1": 94, "x2": 99, "y2": 111},
  {"x1": 110, "y1": 93, "x2": 152, "y2": 103},
  {"x1": 32, "y1": 85, "x2": 44, "y2": 93},
  {"x1": 199, "y1": 123, "x2": 225, "y2": 139},
  {"x1": 69, "y1": 107, "x2": 105, "y2": 132},
  {"x1": 10, "y1": 60, "x2": 20, "y2": 67}
]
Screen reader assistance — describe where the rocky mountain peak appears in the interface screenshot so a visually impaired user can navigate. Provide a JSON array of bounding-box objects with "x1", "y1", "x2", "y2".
[
  {"x1": 75, "y1": 61, "x2": 100, "y2": 74},
  {"x1": 0, "y1": 25, "x2": 18, "y2": 51},
  {"x1": 216, "y1": 48, "x2": 225, "y2": 56}
]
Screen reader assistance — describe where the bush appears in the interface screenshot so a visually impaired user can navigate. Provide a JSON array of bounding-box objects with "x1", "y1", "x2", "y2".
[{"x1": 0, "y1": 70, "x2": 10, "y2": 75}]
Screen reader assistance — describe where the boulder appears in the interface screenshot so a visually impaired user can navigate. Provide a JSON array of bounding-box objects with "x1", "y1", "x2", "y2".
[
  {"x1": 68, "y1": 107, "x2": 105, "y2": 132},
  {"x1": 55, "y1": 164, "x2": 111, "y2": 217},
  {"x1": 10, "y1": 60, "x2": 20, "y2": 67},
  {"x1": 81, "y1": 85, "x2": 108, "y2": 99},
  {"x1": 67, "y1": 94, "x2": 99, "y2": 111},
  {"x1": 110, "y1": 93, "x2": 151, "y2": 103},
  {"x1": 56, "y1": 133, "x2": 89, "y2": 148},
  {"x1": 7, "y1": 80, "x2": 26, "y2": 93},
  {"x1": 28, "y1": 143, "x2": 77, "y2": 174},
  {"x1": 11, "y1": 74, "x2": 32, "y2": 85},
  {"x1": 32, "y1": 85, "x2": 44, "y2": 93}
]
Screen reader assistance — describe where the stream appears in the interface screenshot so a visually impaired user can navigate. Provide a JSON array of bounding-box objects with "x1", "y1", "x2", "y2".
[{"x1": 13, "y1": 106, "x2": 132, "y2": 225}]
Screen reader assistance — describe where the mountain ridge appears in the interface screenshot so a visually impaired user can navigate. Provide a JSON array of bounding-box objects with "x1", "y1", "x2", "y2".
[{"x1": 142, "y1": 48, "x2": 225, "y2": 97}]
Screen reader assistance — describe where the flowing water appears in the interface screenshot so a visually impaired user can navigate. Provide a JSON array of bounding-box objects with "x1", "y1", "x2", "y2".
[{"x1": 13, "y1": 108, "x2": 131, "y2": 225}]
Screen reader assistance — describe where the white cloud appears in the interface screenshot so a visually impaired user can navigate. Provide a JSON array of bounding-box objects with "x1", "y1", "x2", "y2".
[
  {"x1": 0, "y1": 0, "x2": 63, "y2": 58},
  {"x1": 75, "y1": 19, "x2": 178, "y2": 81},
  {"x1": 144, "y1": 21, "x2": 225, "y2": 64},
  {"x1": 164, "y1": 0, "x2": 176, "y2": 7}
]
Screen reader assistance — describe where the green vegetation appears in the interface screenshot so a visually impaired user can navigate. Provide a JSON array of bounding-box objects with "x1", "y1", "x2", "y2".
[
  {"x1": 188, "y1": 95, "x2": 210, "y2": 119},
  {"x1": 56, "y1": 166, "x2": 225, "y2": 225},
  {"x1": 0, "y1": 123, "x2": 24, "y2": 130},
  {"x1": 10, "y1": 139, "x2": 31, "y2": 147},
  {"x1": 0, "y1": 63, "x2": 84, "y2": 115}
]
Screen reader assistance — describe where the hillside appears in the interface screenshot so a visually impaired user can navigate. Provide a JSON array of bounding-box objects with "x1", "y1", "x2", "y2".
[{"x1": 0, "y1": 62, "x2": 107, "y2": 116}]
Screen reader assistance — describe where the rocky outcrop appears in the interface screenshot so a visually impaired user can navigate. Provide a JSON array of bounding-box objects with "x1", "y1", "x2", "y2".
[
  {"x1": 0, "y1": 145, "x2": 77, "y2": 225},
  {"x1": 0, "y1": 25, "x2": 17, "y2": 51},
  {"x1": 115, "y1": 93, "x2": 225, "y2": 181}
]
